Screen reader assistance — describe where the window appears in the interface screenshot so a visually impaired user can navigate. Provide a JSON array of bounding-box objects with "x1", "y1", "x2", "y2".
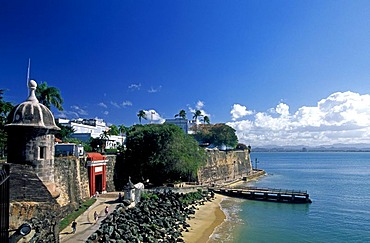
[{"x1": 39, "y1": 146, "x2": 46, "y2": 159}]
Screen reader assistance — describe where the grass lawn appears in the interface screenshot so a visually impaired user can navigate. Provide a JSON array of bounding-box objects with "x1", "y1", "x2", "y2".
[{"x1": 59, "y1": 198, "x2": 97, "y2": 231}]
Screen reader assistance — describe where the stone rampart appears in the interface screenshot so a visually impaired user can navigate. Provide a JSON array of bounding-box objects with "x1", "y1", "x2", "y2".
[
  {"x1": 198, "y1": 149, "x2": 252, "y2": 184},
  {"x1": 54, "y1": 156, "x2": 90, "y2": 206}
]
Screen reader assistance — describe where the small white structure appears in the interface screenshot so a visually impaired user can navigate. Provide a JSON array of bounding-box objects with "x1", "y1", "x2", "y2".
[{"x1": 123, "y1": 178, "x2": 144, "y2": 206}]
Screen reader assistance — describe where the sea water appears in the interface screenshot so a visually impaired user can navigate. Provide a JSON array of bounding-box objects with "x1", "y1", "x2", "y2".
[{"x1": 209, "y1": 152, "x2": 370, "y2": 243}]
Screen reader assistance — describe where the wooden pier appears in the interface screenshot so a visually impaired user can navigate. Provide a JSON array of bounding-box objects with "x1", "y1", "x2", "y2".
[{"x1": 210, "y1": 187, "x2": 312, "y2": 203}]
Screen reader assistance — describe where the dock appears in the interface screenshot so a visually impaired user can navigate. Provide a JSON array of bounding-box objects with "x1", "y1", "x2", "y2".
[{"x1": 209, "y1": 186, "x2": 312, "y2": 203}]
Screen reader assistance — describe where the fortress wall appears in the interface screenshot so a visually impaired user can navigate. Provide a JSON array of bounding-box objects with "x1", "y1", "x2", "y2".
[
  {"x1": 198, "y1": 150, "x2": 252, "y2": 184},
  {"x1": 54, "y1": 157, "x2": 90, "y2": 206},
  {"x1": 105, "y1": 155, "x2": 117, "y2": 192}
]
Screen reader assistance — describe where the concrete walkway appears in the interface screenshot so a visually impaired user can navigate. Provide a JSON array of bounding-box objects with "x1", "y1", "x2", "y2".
[{"x1": 59, "y1": 192, "x2": 121, "y2": 243}]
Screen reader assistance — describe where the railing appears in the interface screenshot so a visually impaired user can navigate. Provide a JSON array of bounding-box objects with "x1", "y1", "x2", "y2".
[{"x1": 0, "y1": 163, "x2": 10, "y2": 241}]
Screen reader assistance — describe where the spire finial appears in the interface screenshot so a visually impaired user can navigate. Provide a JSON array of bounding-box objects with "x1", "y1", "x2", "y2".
[{"x1": 27, "y1": 80, "x2": 38, "y2": 102}]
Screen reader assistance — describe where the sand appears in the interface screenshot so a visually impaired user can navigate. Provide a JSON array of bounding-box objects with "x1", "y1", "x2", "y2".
[{"x1": 181, "y1": 195, "x2": 226, "y2": 243}]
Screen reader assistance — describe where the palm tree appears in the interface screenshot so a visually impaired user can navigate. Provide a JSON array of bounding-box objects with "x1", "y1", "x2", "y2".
[
  {"x1": 118, "y1": 124, "x2": 128, "y2": 136},
  {"x1": 192, "y1": 110, "x2": 202, "y2": 122},
  {"x1": 99, "y1": 130, "x2": 110, "y2": 152},
  {"x1": 203, "y1": 115, "x2": 210, "y2": 124},
  {"x1": 35, "y1": 82, "x2": 64, "y2": 111},
  {"x1": 118, "y1": 124, "x2": 128, "y2": 146},
  {"x1": 175, "y1": 109, "x2": 187, "y2": 119},
  {"x1": 137, "y1": 110, "x2": 146, "y2": 124}
]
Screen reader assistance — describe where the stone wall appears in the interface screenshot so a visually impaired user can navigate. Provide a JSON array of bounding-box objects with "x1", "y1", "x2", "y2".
[
  {"x1": 198, "y1": 149, "x2": 252, "y2": 184},
  {"x1": 8, "y1": 163, "x2": 60, "y2": 242},
  {"x1": 54, "y1": 156, "x2": 90, "y2": 206},
  {"x1": 105, "y1": 155, "x2": 117, "y2": 192}
]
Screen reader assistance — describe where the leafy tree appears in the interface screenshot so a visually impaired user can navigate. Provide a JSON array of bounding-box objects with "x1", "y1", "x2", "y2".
[
  {"x1": 108, "y1": 124, "x2": 120, "y2": 135},
  {"x1": 137, "y1": 110, "x2": 146, "y2": 124},
  {"x1": 0, "y1": 90, "x2": 13, "y2": 157},
  {"x1": 35, "y1": 82, "x2": 64, "y2": 111},
  {"x1": 193, "y1": 123, "x2": 238, "y2": 149},
  {"x1": 124, "y1": 124, "x2": 206, "y2": 185},
  {"x1": 175, "y1": 109, "x2": 187, "y2": 119},
  {"x1": 118, "y1": 124, "x2": 128, "y2": 135}
]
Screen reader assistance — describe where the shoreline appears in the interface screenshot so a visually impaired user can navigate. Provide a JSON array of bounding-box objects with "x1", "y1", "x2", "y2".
[{"x1": 181, "y1": 194, "x2": 227, "y2": 243}]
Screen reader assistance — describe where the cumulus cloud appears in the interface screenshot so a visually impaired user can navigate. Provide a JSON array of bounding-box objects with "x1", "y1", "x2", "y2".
[
  {"x1": 227, "y1": 91, "x2": 370, "y2": 146},
  {"x1": 143, "y1": 109, "x2": 165, "y2": 123},
  {"x1": 230, "y1": 104, "x2": 253, "y2": 121},
  {"x1": 188, "y1": 100, "x2": 210, "y2": 123}
]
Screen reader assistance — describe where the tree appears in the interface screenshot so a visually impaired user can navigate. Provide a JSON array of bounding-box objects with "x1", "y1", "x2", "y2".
[
  {"x1": 55, "y1": 122, "x2": 76, "y2": 141},
  {"x1": 0, "y1": 90, "x2": 13, "y2": 157},
  {"x1": 192, "y1": 110, "x2": 202, "y2": 122},
  {"x1": 108, "y1": 125, "x2": 120, "y2": 135},
  {"x1": 203, "y1": 115, "x2": 210, "y2": 124},
  {"x1": 123, "y1": 124, "x2": 206, "y2": 185},
  {"x1": 137, "y1": 110, "x2": 146, "y2": 124},
  {"x1": 35, "y1": 82, "x2": 64, "y2": 111},
  {"x1": 192, "y1": 123, "x2": 238, "y2": 149},
  {"x1": 118, "y1": 124, "x2": 128, "y2": 136},
  {"x1": 175, "y1": 109, "x2": 187, "y2": 119}
]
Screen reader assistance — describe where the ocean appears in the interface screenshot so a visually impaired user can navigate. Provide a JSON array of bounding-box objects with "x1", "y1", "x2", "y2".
[{"x1": 209, "y1": 152, "x2": 370, "y2": 243}]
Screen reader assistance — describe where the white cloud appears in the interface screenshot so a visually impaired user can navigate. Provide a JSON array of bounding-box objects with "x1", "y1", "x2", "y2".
[
  {"x1": 227, "y1": 91, "x2": 370, "y2": 146},
  {"x1": 110, "y1": 101, "x2": 120, "y2": 109},
  {"x1": 122, "y1": 100, "x2": 133, "y2": 107},
  {"x1": 71, "y1": 105, "x2": 88, "y2": 116},
  {"x1": 103, "y1": 111, "x2": 109, "y2": 115},
  {"x1": 230, "y1": 104, "x2": 253, "y2": 121},
  {"x1": 188, "y1": 101, "x2": 210, "y2": 124},
  {"x1": 143, "y1": 109, "x2": 165, "y2": 124},
  {"x1": 148, "y1": 85, "x2": 162, "y2": 93},
  {"x1": 98, "y1": 102, "x2": 107, "y2": 108},
  {"x1": 128, "y1": 83, "x2": 141, "y2": 91}
]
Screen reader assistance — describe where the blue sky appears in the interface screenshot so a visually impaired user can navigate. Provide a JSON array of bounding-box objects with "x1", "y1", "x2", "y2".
[{"x1": 2, "y1": 0, "x2": 370, "y2": 146}]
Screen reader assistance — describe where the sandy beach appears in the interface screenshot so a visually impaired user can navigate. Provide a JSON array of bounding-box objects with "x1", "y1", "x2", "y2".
[{"x1": 181, "y1": 194, "x2": 226, "y2": 243}]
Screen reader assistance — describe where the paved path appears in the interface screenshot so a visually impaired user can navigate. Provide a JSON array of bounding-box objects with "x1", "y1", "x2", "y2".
[{"x1": 59, "y1": 192, "x2": 121, "y2": 243}]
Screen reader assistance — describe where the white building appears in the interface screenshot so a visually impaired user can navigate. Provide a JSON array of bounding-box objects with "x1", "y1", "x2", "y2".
[
  {"x1": 164, "y1": 118, "x2": 196, "y2": 134},
  {"x1": 57, "y1": 118, "x2": 125, "y2": 149}
]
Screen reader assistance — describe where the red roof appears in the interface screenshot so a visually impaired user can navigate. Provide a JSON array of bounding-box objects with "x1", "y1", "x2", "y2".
[{"x1": 86, "y1": 152, "x2": 107, "y2": 161}]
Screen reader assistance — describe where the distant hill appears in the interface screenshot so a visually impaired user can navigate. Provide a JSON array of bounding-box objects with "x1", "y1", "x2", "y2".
[{"x1": 252, "y1": 144, "x2": 370, "y2": 152}]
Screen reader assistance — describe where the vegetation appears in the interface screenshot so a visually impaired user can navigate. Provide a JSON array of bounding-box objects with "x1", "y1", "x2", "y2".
[
  {"x1": 192, "y1": 123, "x2": 238, "y2": 149},
  {"x1": 174, "y1": 109, "x2": 186, "y2": 119},
  {"x1": 59, "y1": 198, "x2": 96, "y2": 231},
  {"x1": 137, "y1": 110, "x2": 146, "y2": 124},
  {"x1": 35, "y1": 82, "x2": 64, "y2": 111},
  {"x1": 0, "y1": 90, "x2": 13, "y2": 158},
  {"x1": 55, "y1": 121, "x2": 76, "y2": 141},
  {"x1": 123, "y1": 124, "x2": 206, "y2": 185},
  {"x1": 108, "y1": 124, "x2": 120, "y2": 135},
  {"x1": 179, "y1": 189, "x2": 205, "y2": 204}
]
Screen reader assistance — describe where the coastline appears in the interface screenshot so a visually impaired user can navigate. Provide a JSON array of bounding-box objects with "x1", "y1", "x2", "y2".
[{"x1": 181, "y1": 194, "x2": 227, "y2": 243}]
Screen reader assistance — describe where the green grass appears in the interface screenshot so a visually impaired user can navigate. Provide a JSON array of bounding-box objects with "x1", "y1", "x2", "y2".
[{"x1": 59, "y1": 198, "x2": 97, "y2": 231}]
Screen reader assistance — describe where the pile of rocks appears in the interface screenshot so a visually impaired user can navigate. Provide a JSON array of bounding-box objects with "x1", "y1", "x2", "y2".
[{"x1": 86, "y1": 190, "x2": 213, "y2": 243}]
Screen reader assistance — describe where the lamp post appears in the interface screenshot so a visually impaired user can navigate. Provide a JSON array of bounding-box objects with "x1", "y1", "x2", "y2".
[{"x1": 254, "y1": 158, "x2": 259, "y2": 171}]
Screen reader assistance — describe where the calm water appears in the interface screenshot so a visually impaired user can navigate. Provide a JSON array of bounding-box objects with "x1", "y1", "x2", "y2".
[{"x1": 209, "y1": 152, "x2": 370, "y2": 243}]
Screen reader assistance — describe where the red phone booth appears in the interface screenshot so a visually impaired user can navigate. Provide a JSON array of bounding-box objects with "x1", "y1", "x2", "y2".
[{"x1": 86, "y1": 152, "x2": 108, "y2": 196}]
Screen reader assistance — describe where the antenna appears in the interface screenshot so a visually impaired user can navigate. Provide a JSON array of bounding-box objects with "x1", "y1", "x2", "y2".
[{"x1": 26, "y1": 58, "x2": 31, "y2": 84}]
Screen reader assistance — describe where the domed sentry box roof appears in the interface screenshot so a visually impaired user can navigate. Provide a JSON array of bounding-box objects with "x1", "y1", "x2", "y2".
[{"x1": 6, "y1": 80, "x2": 60, "y2": 131}]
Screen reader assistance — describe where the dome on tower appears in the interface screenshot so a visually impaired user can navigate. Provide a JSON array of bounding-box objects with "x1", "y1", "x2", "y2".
[{"x1": 6, "y1": 80, "x2": 60, "y2": 130}]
